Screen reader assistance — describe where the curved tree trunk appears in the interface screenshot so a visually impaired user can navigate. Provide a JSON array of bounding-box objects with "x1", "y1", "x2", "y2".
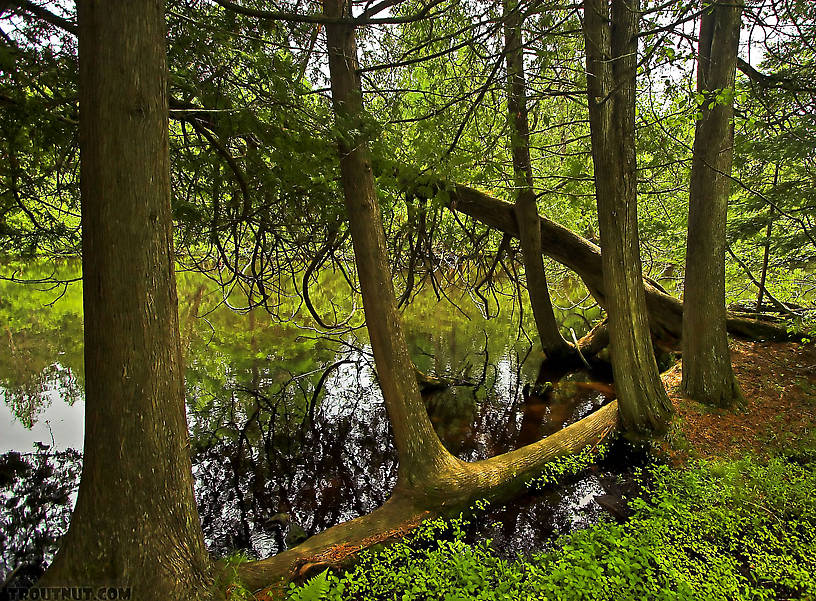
[
  {"x1": 583, "y1": 0, "x2": 672, "y2": 434},
  {"x1": 231, "y1": 4, "x2": 621, "y2": 594},
  {"x1": 441, "y1": 183, "x2": 794, "y2": 343},
  {"x1": 682, "y1": 0, "x2": 745, "y2": 408},
  {"x1": 237, "y1": 402, "x2": 618, "y2": 595},
  {"x1": 503, "y1": 0, "x2": 574, "y2": 360},
  {"x1": 319, "y1": 0, "x2": 457, "y2": 490},
  {"x1": 39, "y1": 1, "x2": 212, "y2": 596}
]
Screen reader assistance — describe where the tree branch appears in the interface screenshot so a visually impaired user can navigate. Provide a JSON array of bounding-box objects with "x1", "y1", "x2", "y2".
[
  {"x1": 210, "y1": 0, "x2": 448, "y2": 26},
  {"x1": 7, "y1": 0, "x2": 77, "y2": 35},
  {"x1": 737, "y1": 57, "x2": 816, "y2": 94}
]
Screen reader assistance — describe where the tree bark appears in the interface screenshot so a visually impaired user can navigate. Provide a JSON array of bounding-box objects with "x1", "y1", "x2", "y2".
[
  {"x1": 756, "y1": 210, "x2": 774, "y2": 311},
  {"x1": 583, "y1": 0, "x2": 672, "y2": 433},
  {"x1": 39, "y1": 0, "x2": 211, "y2": 597},
  {"x1": 756, "y1": 164, "x2": 778, "y2": 312},
  {"x1": 321, "y1": 0, "x2": 458, "y2": 489},
  {"x1": 682, "y1": 0, "x2": 744, "y2": 408},
  {"x1": 503, "y1": 0, "x2": 573, "y2": 360},
  {"x1": 441, "y1": 182, "x2": 794, "y2": 343}
]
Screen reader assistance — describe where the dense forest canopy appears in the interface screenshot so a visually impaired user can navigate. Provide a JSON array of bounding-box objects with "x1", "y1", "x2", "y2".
[
  {"x1": 2, "y1": 0, "x2": 813, "y2": 314},
  {"x1": 1, "y1": 0, "x2": 815, "y2": 598}
]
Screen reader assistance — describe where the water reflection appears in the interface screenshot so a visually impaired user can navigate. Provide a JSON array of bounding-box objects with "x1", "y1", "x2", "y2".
[
  {"x1": 1, "y1": 260, "x2": 619, "y2": 582},
  {"x1": 190, "y1": 343, "x2": 617, "y2": 559},
  {"x1": 0, "y1": 448, "x2": 81, "y2": 588},
  {"x1": 191, "y1": 351, "x2": 398, "y2": 558}
]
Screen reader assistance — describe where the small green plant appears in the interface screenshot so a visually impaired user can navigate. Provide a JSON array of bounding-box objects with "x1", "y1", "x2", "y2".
[
  {"x1": 528, "y1": 438, "x2": 613, "y2": 489},
  {"x1": 286, "y1": 455, "x2": 816, "y2": 601},
  {"x1": 219, "y1": 551, "x2": 254, "y2": 601},
  {"x1": 288, "y1": 570, "x2": 333, "y2": 601},
  {"x1": 665, "y1": 418, "x2": 694, "y2": 455}
]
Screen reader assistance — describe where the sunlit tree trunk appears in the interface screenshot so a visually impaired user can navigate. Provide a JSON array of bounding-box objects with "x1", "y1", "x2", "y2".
[
  {"x1": 40, "y1": 1, "x2": 211, "y2": 596},
  {"x1": 682, "y1": 0, "x2": 744, "y2": 408},
  {"x1": 583, "y1": 0, "x2": 672, "y2": 433},
  {"x1": 503, "y1": 0, "x2": 573, "y2": 360}
]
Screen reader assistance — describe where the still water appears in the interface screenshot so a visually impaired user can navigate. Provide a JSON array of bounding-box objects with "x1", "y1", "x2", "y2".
[{"x1": 0, "y1": 260, "x2": 639, "y2": 585}]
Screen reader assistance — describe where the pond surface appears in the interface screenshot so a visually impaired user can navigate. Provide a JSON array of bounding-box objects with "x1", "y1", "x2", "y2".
[{"x1": 1, "y1": 259, "x2": 642, "y2": 585}]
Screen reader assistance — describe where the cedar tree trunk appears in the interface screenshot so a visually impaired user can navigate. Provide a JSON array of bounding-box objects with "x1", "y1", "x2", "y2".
[
  {"x1": 438, "y1": 182, "x2": 795, "y2": 343},
  {"x1": 322, "y1": 0, "x2": 459, "y2": 490},
  {"x1": 503, "y1": 0, "x2": 573, "y2": 359},
  {"x1": 681, "y1": 0, "x2": 744, "y2": 407},
  {"x1": 39, "y1": 1, "x2": 211, "y2": 597},
  {"x1": 583, "y1": 0, "x2": 673, "y2": 433}
]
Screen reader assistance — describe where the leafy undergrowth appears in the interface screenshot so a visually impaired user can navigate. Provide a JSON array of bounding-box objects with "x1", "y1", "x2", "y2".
[{"x1": 286, "y1": 455, "x2": 816, "y2": 601}]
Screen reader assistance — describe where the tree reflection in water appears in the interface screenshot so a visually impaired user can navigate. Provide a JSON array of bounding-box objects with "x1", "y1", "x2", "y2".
[
  {"x1": 189, "y1": 340, "x2": 629, "y2": 560},
  {"x1": 2, "y1": 264, "x2": 635, "y2": 585},
  {"x1": 1, "y1": 344, "x2": 640, "y2": 586},
  {"x1": 0, "y1": 448, "x2": 81, "y2": 589}
]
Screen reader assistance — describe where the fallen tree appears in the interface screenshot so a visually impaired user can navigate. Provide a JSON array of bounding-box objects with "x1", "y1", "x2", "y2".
[
  {"x1": 444, "y1": 183, "x2": 794, "y2": 344},
  {"x1": 235, "y1": 401, "x2": 618, "y2": 595}
]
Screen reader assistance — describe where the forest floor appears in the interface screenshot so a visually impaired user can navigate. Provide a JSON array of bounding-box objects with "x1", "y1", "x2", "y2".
[
  {"x1": 283, "y1": 341, "x2": 816, "y2": 601},
  {"x1": 660, "y1": 339, "x2": 816, "y2": 462}
]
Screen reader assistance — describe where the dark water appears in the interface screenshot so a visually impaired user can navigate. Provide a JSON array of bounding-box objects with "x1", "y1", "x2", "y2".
[{"x1": 0, "y1": 260, "x2": 642, "y2": 586}]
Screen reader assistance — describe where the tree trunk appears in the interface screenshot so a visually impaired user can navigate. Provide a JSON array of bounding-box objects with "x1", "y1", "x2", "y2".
[
  {"x1": 756, "y1": 164, "x2": 778, "y2": 312},
  {"x1": 583, "y1": 0, "x2": 672, "y2": 434},
  {"x1": 681, "y1": 0, "x2": 744, "y2": 408},
  {"x1": 756, "y1": 212, "x2": 774, "y2": 311},
  {"x1": 229, "y1": 4, "x2": 621, "y2": 593},
  {"x1": 503, "y1": 0, "x2": 573, "y2": 360},
  {"x1": 440, "y1": 182, "x2": 794, "y2": 343},
  {"x1": 237, "y1": 401, "x2": 619, "y2": 594},
  {"x1": 39, "y1": 0, "x2": 211, "y2": 597},
  {"x1": 321, "y1": 0, "x2": 458, "y2": 490}
]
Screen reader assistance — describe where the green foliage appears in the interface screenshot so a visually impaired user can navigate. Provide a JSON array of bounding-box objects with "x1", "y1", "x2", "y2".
[
  {"x1": 287, "y1": 456, "x2": 816, "y2": 601},
  {"x1": 218, "y1": 551, "x2": 255, "y2": 601},
  {"x1": 288, "y1": 570, "x2": 333, "y2": 601},
  {"x1": 0, "y1": 260, "x2": 84, "y2": 424},
  {"x1": 528, "y1": 439, "x2": 613, "y2": 489}
]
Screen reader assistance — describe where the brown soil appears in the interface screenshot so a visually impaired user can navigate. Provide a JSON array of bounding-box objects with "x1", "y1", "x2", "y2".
[{"x1": 659, "y1": 340, "x2": 816, "y2": 462}]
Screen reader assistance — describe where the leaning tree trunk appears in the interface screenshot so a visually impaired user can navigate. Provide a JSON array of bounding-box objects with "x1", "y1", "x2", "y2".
[
  {"x1": 756, "y1": 168, "x2": 777, "y2": 312},
  {"x1": 237, "y1": 402, "x2": 618, "y2": 594},
  {"x1": 503, "y1": 0, "x2": 573, "y2": 360},
  {"x1": 39, "y1": 0, "x2": 211, "y2": 597},
  {"x1": 437, "y1": 182, "x2": 796, "y2": 343},
  {"x1": 231, "y1": 3, "x2": 620, "y2": 594},
  {"x1": 682, "y1": 0, "x2": 744, "y2": 408},
  {"x1": 583, "y1": 0, "x2": 672, "y2": 434},
  {"x1": 321, "y1": 0, "x2": 458, "y2": 490}
]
